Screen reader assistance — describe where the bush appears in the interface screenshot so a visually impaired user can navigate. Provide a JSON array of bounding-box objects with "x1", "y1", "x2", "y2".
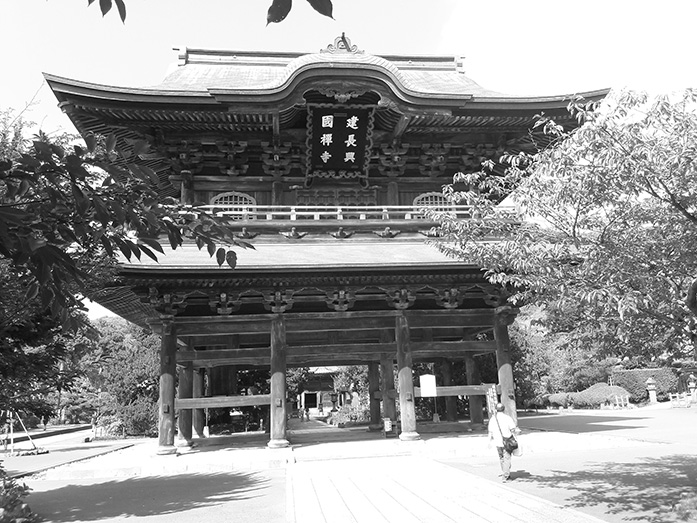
[
  {"x1": 117, "y1": 399, "x2": 157, "y2": 437},
  {"x1": 548, "y1": 392, "x2": 572, "y2": 407},
  {"x1": 674, "y1": 492, "x2": 697, "y2": 521},
  {"x1": 0, "y1": 465, "x2": 39, "y2": 522},
  {"x1": 612, "y1": 368, "x2": 678, "y2": 402},
  {"x1": 569, "y1": 383, "x2": 631, "y2": 408},
  {"x1": 327, "y1": 404, "x2": 369, "y2": 427}
]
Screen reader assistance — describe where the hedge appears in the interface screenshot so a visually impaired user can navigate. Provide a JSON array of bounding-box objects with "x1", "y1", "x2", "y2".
[
  {"x1": 548, "y1": 392, "x2": 572, "y2": 407},
  {"x1": 611, "y1": 368, "x2": 678, "y2": 402},
  {"x1": 570, "y1": 383, "x2": 631, "y2": 408}
]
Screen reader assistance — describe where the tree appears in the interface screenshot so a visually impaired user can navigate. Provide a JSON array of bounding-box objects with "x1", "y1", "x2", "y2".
[
  {"x1": 433, "y1": 89, "x2": 697, "y2": 361},
  {"x1": 90, "y1": 317, "x2": 160, "y2": 436},
  {"x1": 86, "y1": 0, "x2": 334, "y2": 24},
  {"x1": 0, "y1": 110, "x2": 249, "y2": 331}
]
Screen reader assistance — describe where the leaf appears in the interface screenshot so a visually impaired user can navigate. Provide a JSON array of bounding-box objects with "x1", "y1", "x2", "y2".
[
  {"x1": 226, "y1": 250, "x2": 237, "y2": 269},
  {"x1": 100, "y1": 236, "x2": 115, "y2": 256},
  {"x1": 105, "y1": 133, "x2": 117, "y2": 154},
  {"x1": 25, "y1": 282, "x2": 40, "y2": 302},
  {"x1": 140, "y1": 165, "x2": 160, "y2": 184},
  {"x1": 114, "y1": 0, "x2": 126, "y2": 21},
  {"x1": 267, "y1": 0, "x2": 292, "y2": 24},
  {"x1": 306, "y1": 0, "x2": 333, "y2": 18},
  {"x1": 137, "y1": 242, "x2": 158, "y2": 261},
  {"x1": 99, "y1": 0, "x2": 112, "y2": 16},
  {"x1": 139, "y1": 237, "x2": 164, "y2": 254},
  {"x1": 84, "y1": 133, "x2": 97, "y2": 153},
  {"x1": 215, "y1": 247, "x2": 225, "y2": 266},
  {"x1": 129, "y1": 138, "x2": 148, "y2": 158}
]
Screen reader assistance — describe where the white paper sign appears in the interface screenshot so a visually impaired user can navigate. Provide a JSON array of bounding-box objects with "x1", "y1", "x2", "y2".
[{"x1": 419, "y1": 374, "x2": 437, "y2": 397}]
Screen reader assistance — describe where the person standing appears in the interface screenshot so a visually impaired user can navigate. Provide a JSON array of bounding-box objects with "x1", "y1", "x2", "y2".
[{"x1": 487, "y1": 402, "x2": 519, "y2": 482}]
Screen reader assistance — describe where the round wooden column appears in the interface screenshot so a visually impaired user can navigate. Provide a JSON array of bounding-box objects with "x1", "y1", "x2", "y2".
[
  {"x1": 176, "y1": 363, "x2": 194, "y2": 447},
  {"x1": 268, "y1": 315, "x2": 289, "y2": 448},
  {"x1": 439, "y1": 359, "x2": 458, "y2": 422},
  {"x1": 494, "y1": 307, "x2": 518, "y2": 423},
  {"x1": 395, "y1": 313, "x2": 419, "y2": 441},
  {"x1": 157, "y1": 318, "x2": 177, "y2": 455},
  {"x1": 464, "y1": 354, "x2": 484, "y2": 424},
  {"x1": 368, "y1": 362, "x2": 382, "y2": 431},
  {"x1": 192, "y1": 368, "x2": 206, "y2": 438},
  {"x1": 380, "y1": 356, "x2": 397, "y2": 421}
]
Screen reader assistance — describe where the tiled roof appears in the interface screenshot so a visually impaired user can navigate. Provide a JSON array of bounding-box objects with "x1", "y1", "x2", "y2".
[
  {"x1": 152, "y1": 47, "x2": 505, "y2": 98},
  {"x1": 119, "y1": 238, "x2": 466, "y2": 272}
]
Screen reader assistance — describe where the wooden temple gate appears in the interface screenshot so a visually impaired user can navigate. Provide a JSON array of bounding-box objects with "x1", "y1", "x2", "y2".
[
  {"x1": 140, "y1": 266, "x2": 519, "y2": 453},
  {"x1": 45, "y1": 35, "x2": 606, "y2": 454}
]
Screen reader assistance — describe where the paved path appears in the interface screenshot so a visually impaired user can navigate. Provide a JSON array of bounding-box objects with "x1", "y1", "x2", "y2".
[
  {"x1": 288, "y1": 456, "x2": 604, "y2": 523},
  {"x1": 7, "y1": 404, "x2": 696, "y2": 523}
]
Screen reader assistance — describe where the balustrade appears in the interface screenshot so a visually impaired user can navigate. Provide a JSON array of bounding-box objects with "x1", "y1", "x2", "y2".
[{"x1": 199, "y1": 204, "x2": 517, "y2": 222}]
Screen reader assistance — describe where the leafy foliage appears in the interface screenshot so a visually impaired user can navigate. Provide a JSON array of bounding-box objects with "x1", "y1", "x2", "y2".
[
  {"x1": 328, "y1": 403, "x2": 370, "y2": 426},
  {"x1": 0, "y1": 114, "x2": 248, "y2": 330},
  {"x1": 433, "y1": 89, "x2": 697, "y2": 363},
  {"x1": 86, "y1": 0, "x2": 335, "y2": 24},
  {"x1": 0, "y1": 466, "x2": 38, "y2": 523},
  {"x1": 611, "y1": 367, "x2": 678, "y2": 402},
  {"x1": 569, "y1": 383, "x2": 631, "y2": 408},
  {"x1": 332, "y1": 366, "x2": 369, "y2": 404},
  {"x1": 91, "y1": 317, "x2": 160, "y2": 436}
]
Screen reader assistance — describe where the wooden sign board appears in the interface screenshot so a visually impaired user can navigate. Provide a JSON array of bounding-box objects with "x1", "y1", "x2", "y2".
[{"x1": 419, "y1": 374, "x2": 437, "y2": 397}]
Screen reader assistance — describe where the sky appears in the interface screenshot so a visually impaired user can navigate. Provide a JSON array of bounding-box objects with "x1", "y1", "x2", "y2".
[
  {"x1": 2, "y1": 0, "x2": 697, "y2": 135},
  {"x1": 2, "y1": 0, "x2": 696, "y2": 318}
]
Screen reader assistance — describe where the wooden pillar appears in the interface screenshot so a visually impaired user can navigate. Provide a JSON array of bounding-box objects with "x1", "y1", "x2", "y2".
[
  {"x1": 268, "y1": 315, "x2": 289, "y2": 448},
  {"x1": 387, "y1": 181, "x2": 399, "y2": 206},
  {"x1": 395, "y1": 313, "x2": 419, "y2": 441},
  {"x1": 494, "y1": 310, "x2": 518, "y2": 423},
  {"x1": 180, "y1": 170, "x2": 193, "y2": 205},
  {"x1": 192, "y1": 368, "x2": 205, "y2": 438},
  {"x1": 176, "y1": 363, "x2": 194, "y2": 446},
  {"x1": 368, "y1": 362, "x2": 382, "y2": 431},
  {"x1": 465, "y1": 354, "x2": 484, "y2": 424},
  {"x1": 380, "y1": 329, "x2": 397, "y2": 422},
  {"x1": 157, "y1": 318, "x2": 177, "y2": 455},
  {"x1": 439, "y1": 359, "x2": 458, "y2": 422}
]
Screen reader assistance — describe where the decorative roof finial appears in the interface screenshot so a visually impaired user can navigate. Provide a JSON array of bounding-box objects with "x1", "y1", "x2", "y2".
[{"x1": 322, "y1": 33, "x2": 363, "y2": 54}]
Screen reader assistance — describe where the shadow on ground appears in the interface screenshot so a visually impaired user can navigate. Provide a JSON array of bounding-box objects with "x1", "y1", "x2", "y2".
[
  {"x1": 518, "y1": 454, "x2": 697, "y2": 522},
  {"x1": 519, "y1": 414, "x2": 648, "y2": 434},
  {"x1": 28, "y1": 471, "x2": 268, "y2": 522}
]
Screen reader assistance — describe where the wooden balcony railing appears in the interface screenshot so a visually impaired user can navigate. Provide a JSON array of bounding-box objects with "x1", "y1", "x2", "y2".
[{"x1": 198, "y1": 204, "x2": 517, "y2": 222}]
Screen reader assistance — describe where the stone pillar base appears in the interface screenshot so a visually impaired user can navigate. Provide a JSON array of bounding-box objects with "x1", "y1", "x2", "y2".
[
  {"x1": 398, "y1": 431, "x2": 421, "y2": 441},
  {"x1": 156, "y1": 445, "x2": 177, "y2": 456},
  {"x1": 267, "y1": 438, "x2": 290, "y2": 449},
  {"x1": 368, "y1": 423, "x2": 383, "y2": 432}
]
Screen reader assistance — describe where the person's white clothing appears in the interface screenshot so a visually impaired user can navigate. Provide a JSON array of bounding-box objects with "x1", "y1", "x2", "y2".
[{"x1": 487, "y1": 412, "x2": 516, "y2": 448}]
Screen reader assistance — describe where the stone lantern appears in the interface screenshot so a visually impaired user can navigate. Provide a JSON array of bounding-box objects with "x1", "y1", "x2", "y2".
[{"x1": 646, "y1": 377, "x2": 657, "y2": 404}]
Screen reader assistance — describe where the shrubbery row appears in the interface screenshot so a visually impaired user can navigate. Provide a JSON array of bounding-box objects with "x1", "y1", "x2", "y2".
[
  {"x1": 611, "y1": 368, "x2": 677, "y2": 402},
  {"x1": 547, "y1": 383, "x2": 631, "y2": 408}
]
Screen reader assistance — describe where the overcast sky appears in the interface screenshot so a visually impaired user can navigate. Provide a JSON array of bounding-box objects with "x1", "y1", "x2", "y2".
[{"x1": 2, "y1": 0, "x2": 696, "y2": 134}]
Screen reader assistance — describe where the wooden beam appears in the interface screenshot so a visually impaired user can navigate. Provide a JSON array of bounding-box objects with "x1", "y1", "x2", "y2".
[
  {"x1": 414, "y1": 384, "x2": 498, "y2": 398},
  {"x1": 153, "y1": 309, "x2": 497, "y2": 337},
  {"x1": 175, "y1": 394, "x2": 271, "y2": 410},
  {"x1": 177, "y1": 340, "x2": 497, "y2": 364}
]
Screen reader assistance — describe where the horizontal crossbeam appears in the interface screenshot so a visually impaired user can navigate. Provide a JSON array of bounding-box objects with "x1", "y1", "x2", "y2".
[
  {"x1": 175, "y1": 394, "x2": 271, "y2": 410},
  {"x1": 414, "y1": 384, "x2": 498, "y2": 397}
]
